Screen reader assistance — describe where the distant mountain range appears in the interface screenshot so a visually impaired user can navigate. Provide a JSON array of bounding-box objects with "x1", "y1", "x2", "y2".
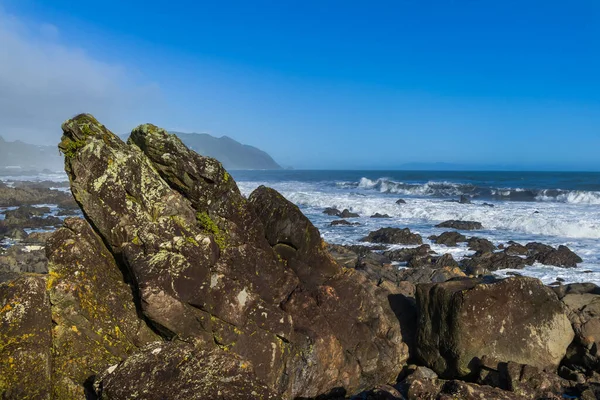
[
  {"x1": 0, "y1": 132, "x2": 282, "y2": 173},
  {"x1": 170, "y1": 132, "x2": 282, "y2": 170}
]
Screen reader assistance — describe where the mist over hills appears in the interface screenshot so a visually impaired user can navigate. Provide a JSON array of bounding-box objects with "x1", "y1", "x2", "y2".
[
  {"x1": 0, "y1": 131, "x2": 282, "y2": 173},
  {"x1": 0, "y1": 136, "x2": 63, "y2": 172}
]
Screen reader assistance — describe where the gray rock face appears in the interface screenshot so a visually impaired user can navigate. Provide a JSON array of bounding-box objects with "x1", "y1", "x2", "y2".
[{"x1": 415, "y1": 277, "x2": 574, "y2": 379}]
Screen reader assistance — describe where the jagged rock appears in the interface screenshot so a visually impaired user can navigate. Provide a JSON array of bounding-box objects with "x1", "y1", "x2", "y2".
[
  {"x1": 384, "y1": 245, "x2": 434, "y2": 262},
  {"x1": 323, "y1": 207, "x2": 341, "y2": 216},
  {"x1": 361, "y1": 228, "x2": 423, "y2": 245},
  {"x1": 435, "y1": 220, "x2": 483, "y2": 230},
  {"x1": 371, "y1": 213, "x2": 391, "y2": 218},
  {"x1": 57, "y1": 115, "x2": 410, "y2": 398},
  {"x1": 462, "y1": 251, "x2": 530, "y2": 271},
  {"x1": 340, "y1": 209, "x2": 359, "y2": 218},
  {"x1": 0, "y1": 274, "x2": 52, "y2": 399},
  {"x1": 416, "y1": 277, "x2": 574, "y2": 379},
  {"x1": 429, "y1": 231, "x2": 467, "y2": 247},
  {"x1": 525, "y1": 243, "x2": 582, "y2": 268},
  {"x1": 94, "y1": 341, "x2": 278, "y2": 400},
  {"x1": 468, "y1": 237, "x2": 496, "y2": 253},
  {"x1": 46, "y1": 218, "x2": 159, "y2": 398}
]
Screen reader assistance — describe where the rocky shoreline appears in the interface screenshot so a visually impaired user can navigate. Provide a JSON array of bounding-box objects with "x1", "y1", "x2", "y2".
[{"x1": 1, "y1": 114, "x2": 600, "y2": 399}]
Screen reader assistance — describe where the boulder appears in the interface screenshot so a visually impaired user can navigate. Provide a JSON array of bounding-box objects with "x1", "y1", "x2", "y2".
[
  {"x1": 462, "y1": 251, "x2": 530, "y2": 271},
  {"x1": 525, "y1": 243, "x2": 582, "y2": 268},
  {"x1": 396, "y1": 199, "x2": 406, "y2": 204},
  {"x1": 0, "y1": 243, "x2": 48, "y2": 274},
  {"x1": 435, "y1": 220, "x2": 483, "y2": 230},
  {"x1": 468, "y1": 237, "x2": 496, "y2": 253},
  {"x1": 504, "y1": 243, "x2": 528, "y2": 256},
  {"x1": 371, "y1": 213, "x2": 391, "y2": 218},
  {"x1": 331, "y1": 219, "x2": 359, "y2": 226},
  {"x1": 398, "y1": 266, "x2": 466, "y2": 284},
  {"x1": 340, "y1": 209, "x2": 359, "y2": 218},
  {"x1": 361, "y1": 228, "x2": 423, "y2": 245},
  {"x1": 94, "y1": 341, "x2": 278, "y2": 400},
  {"x1": 429, "y1": 231, "x2": 467, "y2": 247},
  {"x1": 0, "y1": 274, "x2": 52, "y2": 399},
  {"x1": 58, "y1": 115, "x2": 410, "y2": 398},
  {"x1": 323, "y1": 207, "x2": 342, "y2": 216},
  {"x1": 416, "y1": 277, "x2": 574, "y2": 379},
  {"x1": 384, "y1": 244, "x2": 434, "y2": 262}
]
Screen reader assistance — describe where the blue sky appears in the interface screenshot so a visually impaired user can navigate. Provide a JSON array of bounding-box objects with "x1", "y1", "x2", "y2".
[{"x1": 1, "y1": 0, "x2": 599, "y2": 170}]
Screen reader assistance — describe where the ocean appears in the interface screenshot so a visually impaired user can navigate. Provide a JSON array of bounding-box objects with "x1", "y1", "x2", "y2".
[
  {"x1": 3, "y1": 169, "x2": 600, "y2": 285},
  {"x1": 232, "y1": 170, "x2": 600, "y2": 285}
]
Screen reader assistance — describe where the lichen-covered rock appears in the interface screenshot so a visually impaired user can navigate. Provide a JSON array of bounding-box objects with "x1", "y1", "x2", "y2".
[
  {"x1": 46, "y1": 217, "x2": 159, "y2": 398},
  {"x1": 94, "y1": 341, "x2": 279, "y2": 400},
  {"x1": 0, "y1": 274, "x2": 52, "y2": 399},
  {"x1": 415, "y1": 277, "x2": 574, "y2": 379},
  {"x1": 59, "y1": 115, "x2": 410, "y2": 398}
]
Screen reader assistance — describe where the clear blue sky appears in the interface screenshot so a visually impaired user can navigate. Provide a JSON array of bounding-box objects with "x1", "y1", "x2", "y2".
[{"x1": 1, "y1": 0, "x2": 599, "y2": 170}]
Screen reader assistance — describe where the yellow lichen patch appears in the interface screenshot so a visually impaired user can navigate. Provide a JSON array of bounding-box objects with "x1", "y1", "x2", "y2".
[{"x1": 0, "y1": 303, "x2": 12, "y2": 314}]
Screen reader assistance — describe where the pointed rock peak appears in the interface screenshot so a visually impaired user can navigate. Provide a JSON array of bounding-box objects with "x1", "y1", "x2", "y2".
[{"x1": 58, "y1": 113, "x2": 121, "y2": 158}]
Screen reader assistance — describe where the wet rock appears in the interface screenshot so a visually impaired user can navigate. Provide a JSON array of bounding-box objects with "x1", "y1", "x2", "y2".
[
  {"x1": 323, "y1": 207, "x2": 341, "y2": 216},
  {"x1": 435, "y1": 220, "x2": 483, "y2": 230},
  {"x1": 371, "y1": 213, "x2": 391, "y2": 218},
  {"x1": 462, "y1": 251, "x2": 530, "y2": 271},
  {"x1": 331, "y1": 219, "x2": 360, "y2": 226},
  {"x1": 467, "y1": 237, "x2": 496, "y2": 253},
  {"x1": 46, "y1": 218, "x2": 159, "y2": 398},
  {"x1": 361, "y1": 228, "x2": 423, "y2": 245},
  {"x1": 504, "y1": 243, "x2": 528, "y2": 256},
  {"x1": 525, "y1": 243, "x2": 582, "y2": 268},
  {"x1": 340, "y1": 209, "x2": 359, "y2": 218},
  {"x1": 0, "y1": 274, "x2": 52, "y2": 399},
  {"x1": 384, "y1": 244, "x2": 434, "y2": 262},
  {"x1": 416, "y1": 277, "x2": 574, "y2": 379},
  {"x1": 2, "y1": 228, "x2": 27, "y2": 240},
  {"x1": 398, "y1": 266, "x2": 466, "y2": 284},
  {"x1": 396, "y1": 199, "x2": 406, "y2": 204},
  {"x1": 459, "y1": 195, "x2": 472, "y2": 204},
  {"x1": 94, "y1": 341, "x2": 278, "y2": 400},
  {"x1": 482, "y1": 202, "x2": 495, "y2": 207},
  {"x1": 429, "y1": 231, "x2": 467, "y2": 247}
]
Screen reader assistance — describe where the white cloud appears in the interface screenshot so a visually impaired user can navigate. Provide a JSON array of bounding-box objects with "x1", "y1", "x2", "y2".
[{"x1": 0, "y1": 9, "x2": 160, "y2": 144}]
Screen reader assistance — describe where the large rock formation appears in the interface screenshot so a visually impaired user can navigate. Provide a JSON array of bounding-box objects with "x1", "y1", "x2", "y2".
[
  {"x1": 415, "y1": 276, "x2": 574, "y2": 379},
  {"x1": 54, "y1": 114, "x2": 410, "y2": 398}
]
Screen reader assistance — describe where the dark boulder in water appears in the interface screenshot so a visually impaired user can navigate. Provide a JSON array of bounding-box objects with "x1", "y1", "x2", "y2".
[
  {"x1": 525, "y1": 242, "x2": 582, "y2": 268},
  {"x1": 323, "y1": 207, "x2": 341, "y2": 216},
  {"x1": 384, "y1": 244, "x2": 434, "y2": 262},
  {"x1": 396, "y1": 198, "x2": 407, "y2": 204},
  {"x1": 462, "y1": 251, "x2": 531, "y2": 271},
  {"x1": 415, "y1": 277, "x2": 574, "y2": 379},
  {"x1": 370, "y1": 213, "x2": 391, "y2": 218},
  {"x1": 361, "y1": 227, "x2": 423, "y2": 245},
  {"x1": 435, "y1": 220, "x2": 483, "y2": 230},
  {"x1": 429, "y1": 231, "x2": 467, "y2": 247},
  {"x1": 340, "y1": 208, "x2": 359, "y2": 218},
  {"x1": 467, "y1": 237, "x2": 496, "y2": 253},
  {"x1": 330, "y1": 219, "x2": 359, "y2": 226}
]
